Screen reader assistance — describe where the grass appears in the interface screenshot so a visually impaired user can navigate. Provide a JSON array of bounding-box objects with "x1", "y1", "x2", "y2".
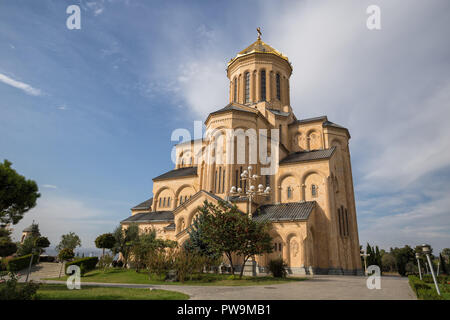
[
  {"x1": 36, "y1": 284, "x2": 189, "y2": 300},
  {"x1": 408, "y1": 275, "x2": 450, "y2": 300},
  {"x1": 46, "y1": 268, "x2": 306, "y2": 286}
]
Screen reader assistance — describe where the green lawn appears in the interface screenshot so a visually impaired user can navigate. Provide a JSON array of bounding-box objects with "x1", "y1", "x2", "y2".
[
  {"x1": 36, "y1": 284, "x2": 189, "y2": 300},
  {"x1": 46, "y1": 268, "x2": 306, "y2": 286}
]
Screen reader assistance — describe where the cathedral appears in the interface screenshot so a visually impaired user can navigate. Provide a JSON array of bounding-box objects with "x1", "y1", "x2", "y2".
[{"x1": 121, "y1": 33, "x2": 363, "y2": 275}]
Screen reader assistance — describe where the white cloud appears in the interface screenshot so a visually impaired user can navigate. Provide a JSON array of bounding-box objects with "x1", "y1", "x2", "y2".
[
  {"x1": 0, "y1": 73, "x2": 42, "y2": 96},
  {"x1": 42, "y1": 184, "x2": 58, "y2": 189},
  {"x1": 11, "y1": 194, "x2": 117, "y2": 250}
]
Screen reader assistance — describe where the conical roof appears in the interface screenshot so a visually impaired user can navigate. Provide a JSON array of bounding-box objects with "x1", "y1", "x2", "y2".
[{"x1": 228, "y1": 38, "x2": 290, "y2": 67}]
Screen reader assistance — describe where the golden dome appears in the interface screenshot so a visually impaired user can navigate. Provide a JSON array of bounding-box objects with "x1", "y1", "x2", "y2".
[{"x1": 228, "y1": 38, "x2": 290, "y2": 67}]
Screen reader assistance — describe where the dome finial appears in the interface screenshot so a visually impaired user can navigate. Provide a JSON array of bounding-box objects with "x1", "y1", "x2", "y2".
[{"x1": 257, "y1": 27, "x2": 262, "y2": 40}]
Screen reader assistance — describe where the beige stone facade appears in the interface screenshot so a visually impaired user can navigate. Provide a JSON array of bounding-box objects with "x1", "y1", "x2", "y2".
[{"x1": 121, "y1": 36, "x2": 363, "y2": 275}]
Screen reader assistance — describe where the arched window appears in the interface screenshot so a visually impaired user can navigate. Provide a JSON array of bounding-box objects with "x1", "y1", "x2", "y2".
[
  {"x1": 287, "y1": 186, "x2": 292, "y2": 199},
  {"x1": 260, "y1": 70, "x2": 266, "y2": 101},
  {"x1": 163, "y1": 197, "x2": 166, "y2": 207},
  {"x1": 244, "y1": 72, "x2": 250, "y2": 103},
  {"x1": 159, "y1": 198, "x2": 162, "y2": 207},
  {"x1": 167, "y1": 197, "x2": 171, "y2": 207},
  {"x1": 276, "y1": 73, "x2": 281, "y2": 100},
  {"x1": 233, "y1": 77, "x2": 237, "y2": 102},
  {"x1": 311, "y1": 184, "x2": 317, "y2": 197}
]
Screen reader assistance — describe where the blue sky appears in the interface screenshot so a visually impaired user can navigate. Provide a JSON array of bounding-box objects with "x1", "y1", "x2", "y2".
[{"x1": 1, "y1": 0, "x2": 449, "y2": 252}]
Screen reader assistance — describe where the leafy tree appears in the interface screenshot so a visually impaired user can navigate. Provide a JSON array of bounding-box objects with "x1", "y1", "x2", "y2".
[
  {"x1": 391, "y1": 245, "x2": 415, "y2": 276},
  {"x1": 112, "y1": 223, "x2": 139, "y2": 268},
  {"x1": 0, "y1": 227, "x2": 17, "y2": 257},
  {"x1": 381, "y1": 252, "x2": 396, "y2": 273},
  {"x1": 199, "y1": 200, "x2": 273, "y2": 277},
  {"x1": 56, "y1": 232, "x2": 81, "y2": 252},
  {"x1": 58, "y1": 248, "x2": 75, "y2": 278},
  {"x1": 16, "y1": 236, "x2": 35, "y2": 256},
  {"x1": 95, "y1": 233, "x2": 115, "y2": 257},
  {"x1": 439, "y1": 253, "x2": 448, "y2": 275},
  {"x1": 34, "y1": 236, "x2": 50, "y2": 263},
  {"x1": 184, "y1": 212, "x2": 221, "y2": 260},
  {"x1": 441, "y1": 248, "x2": 450, "y2": 263},
  {"x1": 0, "y1": 160, "x2": 40, "y2": 225}
]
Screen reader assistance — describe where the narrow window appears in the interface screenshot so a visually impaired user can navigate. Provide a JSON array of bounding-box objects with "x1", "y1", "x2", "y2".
[
  {"x1": 239, "y1": 167, "x2": 243, "y2": 189},
  {"x1": 233, "y1": 77, "x2": 237, "y2": 102},
  {"x1": 218, "y1": 167, "x2": 222, "y2": 193},
  {"x1": 338, "y1": 208, "x2": 342, "y2": 236},
  {"x1": 279, "y1": 125, "x2": 282, "y2": 143},
  {"x1": 287, "y1": 186, "x2": 292, "y2": 199},
  {"x1": 222, "y1": 168, "x2": 226, "y2": 193},
  {"x1": 185, "y1": 195, "x2": 188, "y2": 203},
  {"x1": 180, "y1": 196, "x2": 183, "y2": 205},
  {"x1": 311, "y1": 185, "x2": 317, "y2": 197},
  {"x1": 167, "y1": 198, "x2": 171, "y2": 207},
  {"x1": 159, "y1": 198, "x2": 162, "y2": 208},
  {"x1": 279, "y1": 243, "x2": 282, "y2": 252},
  {"x1": 244, "y1": 72, "x2": 250, "y2": 103},
  {"x1": 260, "y1": 70, "x2": 266, "y2": 101},
  {"x1": 345, "y1": 208, "x2": 349, "y2": 236},
  {"x1": 214, "y1": 169, "x2": 218, "y2": 193},
  {"x1": 276, "y1": 73, "x2": 281, "y2": 100},
  {"x1": 163, "y1": 197, "x2": 166, "y2": 207},
  {"x1": 265, "y1": 175, "x2": 270, "y2": 188},
  {"x1": 235, "y1": 170, "x2": 239, "y2": 189}
]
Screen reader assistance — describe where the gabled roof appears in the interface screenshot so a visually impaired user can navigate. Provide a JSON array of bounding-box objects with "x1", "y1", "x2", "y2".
[
  {"x1": 267, "y1": 108, "x2": 290, "y2": 117},
  {"x1": 208, "y1": 103, "x2": 257, "y2": 117},
  {"x1": 290, "y1": 115, "x2": 328, "y2": 125},
  {"x1": 121, "y1": 211, "x2": 174, "y2": 224},
  {"x1": 280, "y1": 147, "x2": 335, "y2": 165},
  {"x1": 253, "y1": 201, "x2": 316, "y2": 222},
  {"x1": 131, "y1": 198, "x2": 153, "y2": 210},
  {"x1": 153, "y1": 166, "x2": 197, "y2": 181}
]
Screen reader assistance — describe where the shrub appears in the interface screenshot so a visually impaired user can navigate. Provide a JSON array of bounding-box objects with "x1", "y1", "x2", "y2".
[
  {"x1": 173, "y1": 250, "x2": 206, "y2": 282},
  {"x1": 408, "y1": 276, "x2": 443, "y2": 300},
  {"x1": 0, "y1": 272, "x2": 39, "y2": 300},
  {"x1": 267, "y1": 258, "x2": 288, "y2": 278},
  {"x1": 147, "y1": 248, "x2": 175, "y2": 280},
  {"x1": 7, "y1": 254, "x2": 38, "y2": 272},
  {"x1": 98, "y1": 254, "x2": 114, "y2": 271},
  {"x1": 65, "y1": 257, "x2": 98, "y2": 276}
]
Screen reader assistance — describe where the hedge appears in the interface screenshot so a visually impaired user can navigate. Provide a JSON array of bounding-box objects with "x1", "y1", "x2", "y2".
[
  {"x1": 7, "y1": 254, "x2": 39, "y2": 272},
  {"x1": 65, "y1": 257, "x2": 98, "y2": 275},
  {"x1": 408, "y1": 276, "x2": 443, "y2": 300}
]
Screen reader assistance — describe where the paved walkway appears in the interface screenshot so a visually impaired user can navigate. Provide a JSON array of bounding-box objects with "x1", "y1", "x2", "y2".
[{"x1": 25, "y1": 263, "x2": 416, "y2": 300}]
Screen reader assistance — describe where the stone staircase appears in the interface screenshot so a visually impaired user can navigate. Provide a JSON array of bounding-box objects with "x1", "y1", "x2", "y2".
[{"x1": 18, "y1": 262, "x2": 63, "y2": 282}]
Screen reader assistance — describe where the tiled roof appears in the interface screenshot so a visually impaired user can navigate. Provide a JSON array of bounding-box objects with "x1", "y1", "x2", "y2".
[
  {"x1": 131, "y1": 198, "x2": 153, "y2": 210},
  {"x1": 280, "y1": 147, "x2": 335, "y2": 165},
  {"x1": 253, "y1": 201, "x2": 316, "y2": 222},
  {"x1": 153, "y1": 166, "x2": 197, "y2": 181},
  {"x1": 267, "y1": 108, "x2": 290, "y2": 117},
  {"x1": 209, "y1": 103, "x2": 257, "y2": 117},
  {"x1": 121, "y1": 211, "x2": 174, "y2": 223},
  {"x1": 164, "y1": 222, "x2": 175, "y2": 230}
]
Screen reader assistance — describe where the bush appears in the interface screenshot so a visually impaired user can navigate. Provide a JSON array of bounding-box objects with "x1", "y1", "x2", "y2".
[
  {"x1": 98, "y1": 254, "x2": 114, "y2": 271},
  {"x1": 65, "y1": 257, "x2": 98, "y2": 276},
  {"x1": 267, "y1": 258, "x2": 288, "y2": 278},
  {"x1": 173, "y1": 250, "x2": 206, "y2": 282},
  {"x1": 0, "y1": 272, "x2": 39, "y2": 300},
  {"x1": 7, "y1": 254, "x2": 38, "y2": 272},
  {"x1": 408, "y1": 276, "x2": 443, "y2": 300}
]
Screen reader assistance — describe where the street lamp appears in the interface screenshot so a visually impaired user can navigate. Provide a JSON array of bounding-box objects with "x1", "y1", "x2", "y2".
[
  {"x1": 422, "y1": 244, "x2": 440, "y2": 296},
  {"x1": 229, "y1": 166, "x2": 271, "y2": 218},
  {"x1": 360, "y1": 250, "x2": 370, "y2": 275},
  {"x1": 415, "y1": 252, "x2": 423, "y2": 280}
]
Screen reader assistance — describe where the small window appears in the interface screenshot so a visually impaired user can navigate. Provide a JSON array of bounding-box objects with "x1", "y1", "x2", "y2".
[
  {"x1": 159, "y1": 198, "x2": 162, "y2": 207},
  {"x1": 163, "y1": 197, "x2": 166, "y2": 207},
  {"x1": 244, "y1": 72, "x2": 250, "y2": 103},
  {"x1": 167, "y1": 198, "x2": 171, "y2": 207},
  {"x1": 287, "y1": 186, "x2": 292, "y2": 199},
  {"x1": 233, "y1": 77, "x2": 238, "y2": 102},
  {"x1": 279, "y1": 243, "x2": 282, "y2": 252},
  {"x1": 276, "y1": 73, "x2": 281, "y2": 100},
  {"x1": 311, "y1": 185, "x2": 317, "y2": 197},
  {"x1": 260, "y1": 70, "x2": 266, "y2": 101}
]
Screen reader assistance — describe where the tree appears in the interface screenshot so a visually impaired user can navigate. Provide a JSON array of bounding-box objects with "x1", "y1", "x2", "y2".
[
  {"x1": 441, "y1": 248, "x2": 450, "y2": 264},
  {"x1": 0, "y1": 227, "x2": 17, "y2": 257},
  {"x1": 381, "y1": 252, "x2": 396, "y2": 273},
  {"x1": 391, "y1": 245, "x2": 415, "y2": 276},
  {"x1": 439, "y1": 253, "x2": 448, "y2": 275},
  {"x1": 199, "y1": 200, "x2": 273, "y2": 277},
  {"x1": 0, "y1": 160, "x2": 40, "y2": 225},
  {"x1": 56, "y1": 232, "x2": 81, "y2": 252},
  {"x1": 34, "y1": 236, "x2": 50, "y2": 263},
  {"x1": 95, "y1": 233, "x2": 115, "y2": 257},
  {"x1": 58, "y1": 248, "x2": 75, "y2": 278},
  {"x1": 16, "y1": 236, "x2": 35, "y2": 256},
  {"x1": 184, "y1": 213, "x2": 221, "y2": 260},
  {"x1": 112, "y1": 223, "x2": 139, "y2": 268}
]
